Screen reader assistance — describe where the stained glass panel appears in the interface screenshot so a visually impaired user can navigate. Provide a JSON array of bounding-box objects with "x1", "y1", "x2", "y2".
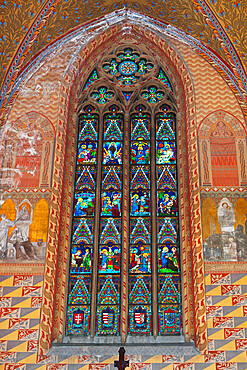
[
  {"x1": 131, "y1": 166, "x2": 150, "y2": 189},
  {"x1": 156, "y1": 141, "x2": 176, "y2": 164},
  {"x1": 158, "y1": 275, "x2": 180, "y2": 304},
  {"x1": 77, "y1": 141, "x2": 97, "y2": 164},
  {"x1": 157, "y1": 190, "x2": 178, "y2": 216},
  {"x1": 96, "y1": 305, "x2": 120, "y2": 335},
  {"x1": 101, "y1": 191, "x2": 121, "y2": 216},
  {"x1": 103, "y1": 142, "x2": 122, "y2": 165},
  {"x1": 129, "y1": 305, "x2": 152, "y2": 335},
  {"x1": 102, "y1": 166, "x2": 122, "y2": 190},
  {"x1": 76, "y1": 167, "x2": 96, "y2": 190},
  {"x1": 70, "y1": 244, "x2": 93, "y2": 274},
  {"x1": 130, "y1": 218, "x2": 151, "y2": 244},
  {"x1": 97, "y1": 275, "x2": 120, "y2": 304},
  {"x1": 129, "y1": 275, "x2": 152, "y2": 304},
  {"x1": 74, "y1": 192, "x2": 95, "y2": 217},
  {"x1": 129, "y1": 245, "x2": 151, "y2": 273},
  {"x1": 157, "y1": 218, "x2": 178, "y2": 244},
  {"x1": 100, "y1": 218, "x2": 121, "y2": 244},
  {"x1": 131, "y1": 142, "x2": 150, "y2": 164},
  {"x1": 99, "y1": 244, "x2": 121, "y2": 273},
  {"x1": 157, "y1": 69, "x2": 172, "y2": 90},
  {"x1": 68, "y1": 276, "x2": 92, "y2": 305},
  {"x1": 67, "y1": 306, "x2": 90, "y2": 335},
  {"x1": 158, "y1": 305, "x2": 181, "y2": 334},
  {"x1": 130, "y1": 190, "x2": 150, "y2": 216},
  {"x1": 157, "y1": 165, "x2": 176, "y2": 190}
]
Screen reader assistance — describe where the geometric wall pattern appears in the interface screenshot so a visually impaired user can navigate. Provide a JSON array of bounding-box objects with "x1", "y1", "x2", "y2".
[{"x1": 1, "y1": 272, "x2": 247, "y2": 368}]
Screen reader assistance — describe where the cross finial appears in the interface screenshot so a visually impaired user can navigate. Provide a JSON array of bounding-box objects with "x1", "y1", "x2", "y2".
[{"x1": 114, "y1": 347, "x2": 129, "y2": 370}]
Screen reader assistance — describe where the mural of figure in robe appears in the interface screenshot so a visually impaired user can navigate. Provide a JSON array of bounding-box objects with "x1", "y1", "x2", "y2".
[{"x1": 202, "y1": 196, "x2": 247, "y2": 261}]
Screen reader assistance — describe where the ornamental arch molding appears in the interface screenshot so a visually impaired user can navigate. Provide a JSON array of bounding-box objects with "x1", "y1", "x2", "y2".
[{"x1": 37, "y1": 22, "x2": 207, "y2": 354}]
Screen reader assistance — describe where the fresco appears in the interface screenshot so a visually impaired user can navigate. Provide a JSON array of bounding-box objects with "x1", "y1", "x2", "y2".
[
  {"x1": 202, "y1": 195, "x2": 247, "y2": 262},
  {"x1": 0, "y1": 197, "x2": 49, "y2": 262}
]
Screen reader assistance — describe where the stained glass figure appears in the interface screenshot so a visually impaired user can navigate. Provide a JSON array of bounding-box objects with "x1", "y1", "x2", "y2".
[
  {"x1": 103, "y1": 142, "x2": 122, "y2": 164},
  {"x1": 130, "y1": 218, "x2": 151, "y2": 244},
  {"x1": 158, "y1": 275, "x2": 180, "y2": 304},
  {"x1": 157, "y1": 243, "x2": 180, "y2": 273},
  {"x1": 158, "y1": 305, "x2": 181, "y2": 334},
  {"x1": 157, "y1": 165, "x2": 176, "y2": 189},
  {"x1": 129, "y1": 275, "x2": 151, "y2": 304},
  {"x1": 156, "y1": 141, "x2": 176, "y2": 164},
  {"x1": 157, "y1": 190, "x2": 177, "y2": 216},
  {"x1": 91, "y1": 86, "x2": 114, "y2": 104},
  {"x1": 129, "y1": 244, "x2": 151, "y2": 273},
  {"x1": 96, "y1": 305, "x2": 120, "y2": 335},
  {"x1": 130, "y1": 190, "x2": 150, "y2": 216},
  {"x1": 77, "y1": 141, "x2": 97, "y2": 164},
  {"x1": 131, "y1": 166, "x2": 150, "y2": 189},
  {"x1": 157, "y1": 218, "x2": 178, "y2": 244},
  {"x1": 101, "y1": 191, "x2": 121, "y2": 216},
  {"x1": 100, "y1": 218, "x2": 121, "y2": 244},
  {"x1": 99, "y1": 244, "x2": 121, "y2": 273},
  {"x1": 70, "y1": 244, "x2": 93, "y2": 274},
  {"x1": 76, "y1": 167, "x2": 96, "y2": 190},
  {"x1": 129, "y1": 305, "x2": 151, "y2": 335},
  {"x1": 74, "y1": 192, "x2": 95, "y2": 217},
  {"x1": 141, "y1": 86, "x2": 164, "y2": 103},
  {"x1": 157, "y1": 69, "x2": 172, "y2": 90},
  {"x1": 67, "y1": 306, "x2": 90, "y2": 335},
  {"x1": 68, "y1": 276, "x2": 91, "y2": 305},
  {"x1": 131, "y1": 142, "x2": 150, "y2": 164}
]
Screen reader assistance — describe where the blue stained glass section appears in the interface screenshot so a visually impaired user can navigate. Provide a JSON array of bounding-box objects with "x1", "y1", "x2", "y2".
[
  {"x1": 158, "y1": 275, "x2": 180, "y2": 304},
  {"x1": 131, "y1": 115, "x2": 150, "y2": 140},
  {"x1": 129, "y1": 275, "x2": 151, "y2": 304},
  {"x1": 123, "y1": 92, "x2": 133, "y2": 101},
  {"x1": 77, "y1": 141, "x2": 97, "y2": 165},
  {"x1": 102, "y1": 166, "x2": 122, "y2": 190},
  {"x1": 100, "y1": 218, "x2": 121, "y2": 244},
  {"x1": 67, "y1": 306, "x2": 90, "y2": 335},
  {"x1": 79, "y1": 115, "x2": 98, "y2": 141},
  {"x1": 130, "y1": 190, "x2": 150, "y2": 216},
  {"x1": 130, "y1": 218, "x2": 151, "y2": 244},
  {"x1": 158, "y1": 305, "x2": 181, "y2": 334},
  {"x1": 76, "y1": 167, "x2": 96, "y2": 190},
  {"x1": 131, "y1": 166, "x2": 150, "y2": 189},
  {"x1": 104, "y1": 114, "x2": 123, "y2": 141},
  {"x1": 68, "y1": 276, "x2": 92, "y2": 305},
  {"x1": 157, "y1": 165, "x2": 176, "y2": 190},
  {"x1": 129, "y1": 305, "x2": 152, "y2": 335},
  {"x1": 99, "y1": 244, "x2": 121, "y2": 273},
  {"x1": 83, "y1": 70, "x2": 99, "y2": 91},
  {"x1": 157, "y1": 69, "x2": 172, "y2": 90},
  {"x1": 131, "y1": 142, "x2": 150, "y2": 164},
  {"x1": 156, "y1": 141, "x2": 176, "y2": 164},
  {"x1": 157, "y1": 218, "x2": 178, "y2": 244},
  {"x1": 96, "y1": 305, "x2": 120, "y2": 335},
  {"x1": 156, "y1": 116, "x2": 175, "y2": 141},
  {"x1": 97, "y1": 275, "x2": 120, "y2": 304},
  {"x1": 158, "y1": 243, "x2": 180, "y2": 273},
  {"x1": 72, "y1": 219, "x2": 93, "y2": 244},
  {"x1": 103, "y1": 142, "x2": 122, "y2": 165},
  {"x1": 70, "y1": 244, "x2": 93, "y2": 274},
  {"x1": 129, "y1": 244, "x2": 151, "y2": 274},
  {"x1": 74, "y1": 191, "x2": 95, "y2": 217},
  {"x1": 157, "y1": 189, "x2": 177, "y2": 217},
  {"x1": 101, "y1": 191, "x2": 121, "y2": 217}
]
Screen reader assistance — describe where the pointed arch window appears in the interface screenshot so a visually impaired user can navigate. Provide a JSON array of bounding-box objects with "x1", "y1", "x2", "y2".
[{"x1": 66, "y1": 45, "x2": 181, "y2": 339}]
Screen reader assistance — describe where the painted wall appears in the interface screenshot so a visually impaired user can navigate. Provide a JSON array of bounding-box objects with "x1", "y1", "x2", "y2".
[{"x1": 0, "y1": 11, "x2": 247, "y2": 370}]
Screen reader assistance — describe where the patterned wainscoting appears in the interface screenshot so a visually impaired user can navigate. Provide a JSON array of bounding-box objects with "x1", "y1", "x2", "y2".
[{"x1": 1, "y1": 271, "x2": 247, "y2": 369}]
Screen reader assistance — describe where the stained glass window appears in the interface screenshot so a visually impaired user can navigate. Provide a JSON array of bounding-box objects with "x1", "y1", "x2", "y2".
[{"x1": 67, "y1": 45, "x2": 181, "y2": 339}]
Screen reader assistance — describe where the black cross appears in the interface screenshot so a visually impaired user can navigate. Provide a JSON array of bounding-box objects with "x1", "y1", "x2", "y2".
[{"x1": 114, "y1": 347, "x2": 129, "y2": 370}]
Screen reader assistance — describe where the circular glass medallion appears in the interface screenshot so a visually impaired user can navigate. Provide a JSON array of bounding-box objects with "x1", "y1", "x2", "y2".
[{"x1": 118, "y1": 61, "x2": 137, "y2": 76}]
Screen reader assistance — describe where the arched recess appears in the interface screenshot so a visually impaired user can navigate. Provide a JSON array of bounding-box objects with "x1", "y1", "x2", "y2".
[
  {"x1": 38, "y1": 24, "x2": 207, "y2": 353},
  {"x1": 198, "y1": 110, "x2": 247, "y2": 187}
]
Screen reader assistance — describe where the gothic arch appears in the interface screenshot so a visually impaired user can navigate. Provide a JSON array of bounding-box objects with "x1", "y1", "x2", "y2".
[
  {"x1": 37, "y1": 22, "x2": 207, "y2": 355},
  {"x1": 198, "y1": 110, "x2": 247, "y2": 187}
]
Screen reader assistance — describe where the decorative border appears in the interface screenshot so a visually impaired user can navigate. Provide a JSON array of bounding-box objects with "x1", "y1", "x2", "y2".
[{"x1": 38, "y1": 20, "x2": 207, "y2": 355}]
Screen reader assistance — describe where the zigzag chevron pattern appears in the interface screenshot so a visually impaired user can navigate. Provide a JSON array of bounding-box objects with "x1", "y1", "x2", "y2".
[{"x1": 178, "y1": 45, "x2": 244, "y2": 126}]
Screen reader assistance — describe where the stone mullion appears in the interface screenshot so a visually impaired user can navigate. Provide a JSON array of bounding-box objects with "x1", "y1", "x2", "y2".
[
  {"x1": 90, "y1": 109, "x2": 103, "y2": 339},
  {"x1": 150, "y1": 111, "x2": 158, "y2": 338},
  {"x1": 120, "y1": 109, "x2": 130, "y2": 342}
]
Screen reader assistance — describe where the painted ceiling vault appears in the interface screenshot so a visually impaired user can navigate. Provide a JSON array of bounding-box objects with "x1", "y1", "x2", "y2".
[{"x1": 0, "y1": 0, "x2": 247, "y2": 126}]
